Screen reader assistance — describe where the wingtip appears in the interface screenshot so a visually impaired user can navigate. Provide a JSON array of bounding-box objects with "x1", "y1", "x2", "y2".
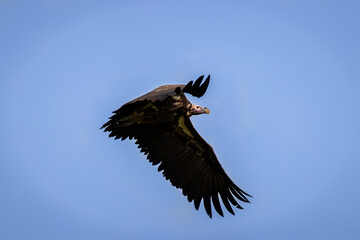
[
  {"x1": 196, "y1": 75, "x2": 205, "y2": 81},
  {"x1": 182, "y1": 74, "x2": 211, "y2": 98}
]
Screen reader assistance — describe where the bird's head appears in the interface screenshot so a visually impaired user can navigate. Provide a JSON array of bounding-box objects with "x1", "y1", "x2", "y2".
[{"x1": 187, "y1": 104, "x2": 210, "y2": 116}]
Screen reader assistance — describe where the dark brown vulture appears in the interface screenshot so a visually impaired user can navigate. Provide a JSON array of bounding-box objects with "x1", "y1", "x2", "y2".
[{"x1": 101, "y1": 75, "x2": 251, "y2": 218}]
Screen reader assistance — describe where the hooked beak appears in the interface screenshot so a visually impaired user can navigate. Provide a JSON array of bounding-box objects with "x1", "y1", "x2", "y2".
[
  {"x1": 188, "y1": 104, "x2": 210, "y2": 116},
  {"x1": 203, "y1": 107, "x2": 210, "y2": 114}
]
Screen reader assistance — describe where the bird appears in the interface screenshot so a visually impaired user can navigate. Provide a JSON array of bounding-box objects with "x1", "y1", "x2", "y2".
[{"x1": 101, "y1": 75, "x2": 251, "y2": 218}]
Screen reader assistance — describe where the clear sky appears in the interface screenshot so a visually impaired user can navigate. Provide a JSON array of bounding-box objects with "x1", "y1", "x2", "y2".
[{"x1": 1, "y1": 1, "x2": 360, "y2": 239}]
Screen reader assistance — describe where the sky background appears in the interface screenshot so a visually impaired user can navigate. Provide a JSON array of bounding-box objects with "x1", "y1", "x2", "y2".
[{"x1": 1, "y1": 1, "x2": 360, "y2": 239}]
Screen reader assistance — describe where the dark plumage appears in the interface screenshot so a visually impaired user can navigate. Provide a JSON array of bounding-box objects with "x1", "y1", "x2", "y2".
[{"x1": 101, "y1": 75, "x2": 251, "y2": 218}]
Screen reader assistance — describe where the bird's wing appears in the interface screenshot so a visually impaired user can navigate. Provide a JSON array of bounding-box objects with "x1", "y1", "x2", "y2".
[
  {"x1": 182, "y1": 75, "x2": 210, "y2": 98},
  {"x1": 102, "y1": 113, "x2": 251, "y2": 218},
  {"x1": 126, "y1": 74, "x2": 210, "y2": 104}
]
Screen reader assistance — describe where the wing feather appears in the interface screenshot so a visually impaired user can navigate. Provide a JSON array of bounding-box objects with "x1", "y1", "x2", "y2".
[
  {"x1": 212, "y1": 192, "x2": 224, "y2": 217},
  {"x1": 182, "y1": 74, "x2": 210, "y2": 98},
  {"x1": 220, "y1": 191, "x2": 235, "y2": 215}
]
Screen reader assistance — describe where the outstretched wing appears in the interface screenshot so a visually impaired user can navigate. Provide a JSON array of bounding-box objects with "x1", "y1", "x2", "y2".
[{"x1": 102, "y1": 114, "x2": 251, "y2": 218}]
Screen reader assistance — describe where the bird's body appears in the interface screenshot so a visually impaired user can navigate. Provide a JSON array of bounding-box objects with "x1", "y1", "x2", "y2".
[{"x1": 102, "y1": 75, "x2": 251, "y2": 218}]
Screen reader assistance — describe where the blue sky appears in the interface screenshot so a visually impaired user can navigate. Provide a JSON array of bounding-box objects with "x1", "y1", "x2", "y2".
[{"x1": 1, "y1": 1, "x2": 360, "y2": 239}]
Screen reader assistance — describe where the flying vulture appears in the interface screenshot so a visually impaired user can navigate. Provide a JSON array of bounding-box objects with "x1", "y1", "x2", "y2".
[{"x1": 101, "y1": 75, "x2": 251, "y2": 218}]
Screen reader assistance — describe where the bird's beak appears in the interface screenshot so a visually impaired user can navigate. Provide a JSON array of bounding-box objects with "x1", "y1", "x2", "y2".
[
  {"x1": 189, "y1": 104, "x2": 210, "y2": 116},
  {"x1": 203, "y1": 107, "x2": 210, "y2": 114}
]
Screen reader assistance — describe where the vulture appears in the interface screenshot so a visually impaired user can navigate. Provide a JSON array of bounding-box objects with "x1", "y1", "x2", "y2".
[{"x1": 101, "y1": 75, "x2": 251, "y2": 218}]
